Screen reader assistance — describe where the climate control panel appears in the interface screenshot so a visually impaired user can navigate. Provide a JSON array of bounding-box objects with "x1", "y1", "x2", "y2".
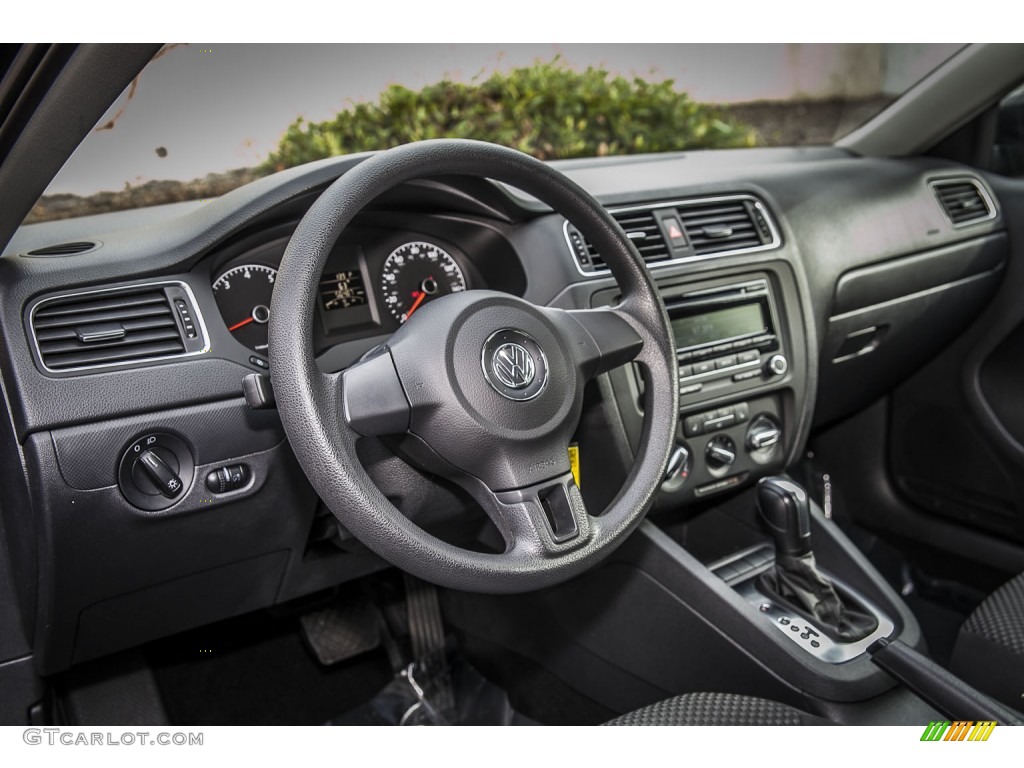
[{"x1": 661, "y1": 394, "x2": 786, "y2": 500}]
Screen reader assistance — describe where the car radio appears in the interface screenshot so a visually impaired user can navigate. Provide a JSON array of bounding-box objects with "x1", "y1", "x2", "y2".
[{"x1": 665, "y1": 278, "x2": 788, "y2": 404}]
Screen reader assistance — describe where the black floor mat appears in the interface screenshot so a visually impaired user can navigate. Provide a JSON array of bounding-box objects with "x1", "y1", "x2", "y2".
[
  {"x1": 147, "y1": 610, "x2": 393, "y2": 725},
  {"x1": 456, "y1": 632, "x2": 616, "y2": 725},
  {"x1": 328, "y1": 656, "x2": 538, "y2": 725}
]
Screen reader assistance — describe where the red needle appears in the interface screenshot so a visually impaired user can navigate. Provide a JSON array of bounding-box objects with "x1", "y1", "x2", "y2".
[
  {"x1": 228, "y1": 316, "x2": 255, "y2": 332},
  {"x1": 405, "y1": 290, "x2": 427, "y2": 319}
]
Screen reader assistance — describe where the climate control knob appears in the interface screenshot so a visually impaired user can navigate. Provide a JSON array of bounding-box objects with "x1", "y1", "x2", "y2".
[
  {"x1": 746, "y1": 415, "x2": 782, "y2": 462},
  {"x1": 705, "y1": 435, "x2": 737, "y2": 475}
]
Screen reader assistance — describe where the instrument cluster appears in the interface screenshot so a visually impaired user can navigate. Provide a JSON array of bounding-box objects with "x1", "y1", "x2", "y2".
[{"x1": 210, "y1": 229, "x2": 478, "y2": 357}]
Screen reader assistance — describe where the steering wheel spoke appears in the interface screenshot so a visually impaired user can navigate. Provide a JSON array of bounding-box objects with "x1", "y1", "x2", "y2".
[
  {"x1": 339, "y1": 346, "x2": 411, "y2": 437},
  {"x1": 549, "y1": 306, "x2": 644, "y2": 382},
  {"x1": 473, "y1": 471, "x2": 595, "y2": 556}
]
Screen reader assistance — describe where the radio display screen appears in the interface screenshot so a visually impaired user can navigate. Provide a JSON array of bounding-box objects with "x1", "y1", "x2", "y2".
[{"x1": 671, "y1": 303, "x2": 766, "y2": 349}]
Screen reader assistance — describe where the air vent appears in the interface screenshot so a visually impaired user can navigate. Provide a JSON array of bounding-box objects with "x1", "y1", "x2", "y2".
[
  {"x1": 931, "y1": 178, "x2": 995, "y2": 227},
  {"x1": 679, "y1": 199, "x2": 768, "y2": 256},
  {"x1": 30, "y1": 282, "x2": 207, "y2": 373},
  {"x1": 24, "y1": 241, "x2": 98, "y2": 257},
  {"x1": 564, "y1": 194, "x2": 779, "y2": 274},
  {"x1": 565, "y1": 210, "x2": 670, "y2": 271}
]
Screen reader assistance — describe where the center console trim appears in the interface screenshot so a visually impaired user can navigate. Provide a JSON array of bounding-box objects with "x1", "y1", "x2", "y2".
[{"x1": 735, "y1": 568, "x2": 895, "y2": 664}]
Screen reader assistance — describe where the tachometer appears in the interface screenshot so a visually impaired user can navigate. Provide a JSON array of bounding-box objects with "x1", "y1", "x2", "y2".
[
  {"x1": 380, "y1": 241, "x2": 466, "y2": 324},
  {"x1": 212, "y1": 264, "x2": 277, "y2": 353}
]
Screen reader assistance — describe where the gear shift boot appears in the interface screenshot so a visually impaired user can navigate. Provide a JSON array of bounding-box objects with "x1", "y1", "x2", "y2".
[
  {"x1": 759, "y1": 551, "x2": 879, "y2": 642},
  {"x1": 756, "y1": 476, "x2": 879, "y2": 643}
]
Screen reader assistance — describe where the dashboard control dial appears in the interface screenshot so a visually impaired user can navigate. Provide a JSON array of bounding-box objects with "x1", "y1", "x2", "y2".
[
  {"x1": 746, "y1": 414, "x2": 782, "y2": 463},
  {"x1": 380, "y1": 241, "x2": 466, "y2": 324},
  {"x1": 117, "y1": 433, "x2": 195, "y2": 511},
  {"x1": 662, "y1": 442, "x2": 692, "y2": 491},
  {"x1": 705, "y1": 434, "x2": 737, "y2": 476},
  {"x1": 212, "y1": 264, "x2": 277, "y2": 353},
  {"x1": 767, "y1": 354, "x2": 789, "y2": 377}
]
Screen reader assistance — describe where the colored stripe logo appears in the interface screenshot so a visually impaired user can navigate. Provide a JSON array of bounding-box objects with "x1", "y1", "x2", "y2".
[{"x1": 920, "y1": 720, "x2": 997, "y2": 741}]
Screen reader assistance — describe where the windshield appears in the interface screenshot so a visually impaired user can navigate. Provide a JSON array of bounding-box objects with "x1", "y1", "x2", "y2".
[{"x1": 33, "y1": 43, "x2": 963, "y2": 223}]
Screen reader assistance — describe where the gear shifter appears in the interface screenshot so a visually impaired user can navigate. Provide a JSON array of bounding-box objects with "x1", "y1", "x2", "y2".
[
  {"x1": 756, "y1": 476, "x2": 878, "y2": 643},
  {"x1": 757, "y1": 477, "x2": 812, "y2": 557}
]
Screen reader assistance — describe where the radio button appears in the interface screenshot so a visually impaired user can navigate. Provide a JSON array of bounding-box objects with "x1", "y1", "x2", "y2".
[
  {"x1": 683, "y1": 415, "x2": 705, "y2": 437},
  {"x1": 732, "y1": 338, "x2": 753, "y2": 349},
  {"x1": 733, "y1": 369, "x2": 761, "y2": 382},
  {"x1": 692, "y1": 348, "x2": 714, "y2": 361},
  {"x1": 694, "y1": 360, "x2": 715, "y2": 375},
  {"x1": 716, "y1": 355, "x2": 738, "y2": 369},
  {"x1": 703, "y1": 412, "x2": 737, "y2": 430},
  {"x1": 679, "y1": 383, "x2": 703, "y2": 396},
  {"x1": 679, "y1": 364, "x2": 693, "y2": 378},
  {"x1": 678, "y1": 352, "x2": 693, "y2": 363},
  {"x1": 712, "y1": 343, "x2": 733, "y2": 355},
  {"x1": 737, "y1": 350, "x2": 760, "y2": 364}
]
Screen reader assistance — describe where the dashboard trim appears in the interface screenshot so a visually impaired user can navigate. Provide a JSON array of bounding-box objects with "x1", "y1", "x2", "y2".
[
  {"x1": 561, "y1": 193, "x2": 783, "y2": 278},
  {"x1": 26, "y1": 279, "x2": 212, "y2": 375}
]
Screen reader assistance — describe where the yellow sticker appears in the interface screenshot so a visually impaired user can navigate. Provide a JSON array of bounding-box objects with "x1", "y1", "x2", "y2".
[{"x1": 568, "y1": 444, "x2": 581, "y2": 489}]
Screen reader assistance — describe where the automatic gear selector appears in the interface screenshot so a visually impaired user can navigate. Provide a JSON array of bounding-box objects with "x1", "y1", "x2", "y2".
[{"x1": 756, "y1": 476, "x2": 879, "y2": 643}]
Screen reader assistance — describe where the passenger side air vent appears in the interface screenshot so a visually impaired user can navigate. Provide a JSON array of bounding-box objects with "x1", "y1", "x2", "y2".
[
  {"x1": 679, "y1": 199, "x2": 770, "y2": 256},
  {"x1": 24, "y1": 241, "x2": 99, "y2": 257},
  {"x1": 29, "y1": 282, "x2": 207, "y2": 373},
  {"x1": 563, "y1": 194, "x2": 779, "y2": 274},
  {"x1": 931, "y1": 178, "x2": 995, "y2": 227}
]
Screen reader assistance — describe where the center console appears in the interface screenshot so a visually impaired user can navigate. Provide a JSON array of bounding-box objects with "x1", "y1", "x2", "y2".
[
  {"x1": 595, "y1": 264, "x2": 809, "y2": 506},
  {"x1": 540, "y1": 263, "x2": 924, "y2": 703}
]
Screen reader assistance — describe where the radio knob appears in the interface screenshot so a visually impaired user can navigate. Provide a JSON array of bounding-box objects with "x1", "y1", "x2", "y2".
[{"x1": 766, "y1": 354, "x2": 789, "y2": 377}]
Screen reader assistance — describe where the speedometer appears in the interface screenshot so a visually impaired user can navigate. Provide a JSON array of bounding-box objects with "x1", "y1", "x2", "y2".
[{"x1": 380, "y1": 241, "x2": 466, "y2": 324}]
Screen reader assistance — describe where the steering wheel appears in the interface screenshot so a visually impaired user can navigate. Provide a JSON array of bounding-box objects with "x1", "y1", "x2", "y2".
[{"x1": 269, "y1": 139, "x2": 678, "y2": 593}]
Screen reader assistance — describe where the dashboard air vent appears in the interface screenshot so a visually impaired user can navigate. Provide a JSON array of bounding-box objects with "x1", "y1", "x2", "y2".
[
  {"x1": 565, "y1": 209, "x2": 670, "y2": 271},
  {"x1": 931, "y1": 178, "x2": 995, "y2": 227},
  {"x1": 30, "y1": 282, "x2": 206, "y2": 373},
  {"x1": 24, "y1": 241, "x2": 99, "y2": 257},
  {"x1": 564, "y1": 194, "x2": 779, "y2": 274},
  {"x1": 679, "y1": 199, "x2": 768, "y2": 256}
]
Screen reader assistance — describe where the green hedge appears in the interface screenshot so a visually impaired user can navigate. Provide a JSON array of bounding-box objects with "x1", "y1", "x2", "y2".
[{"x1": 263, "y1": 59, "x2": 757, "y2": 171}]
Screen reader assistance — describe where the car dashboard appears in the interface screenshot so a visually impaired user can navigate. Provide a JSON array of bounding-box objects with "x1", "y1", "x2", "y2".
[{"x1": 0, "y1": 146, "x2": 1009, "y2": 674}]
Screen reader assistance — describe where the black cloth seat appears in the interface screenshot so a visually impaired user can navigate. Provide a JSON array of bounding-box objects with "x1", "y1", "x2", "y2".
[
  {"x1": 603, "y1": 692, "x2": 823, "y2": 726},
  {"x1": 951, "y1": 571, "x2": 1024, "y2": 713}
]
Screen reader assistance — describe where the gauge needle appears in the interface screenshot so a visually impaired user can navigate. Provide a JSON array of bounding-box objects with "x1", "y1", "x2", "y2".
[
  {"x1": 405, "y1": 290, "x2": 427, "y2": 319},
  {"x1": 228, "y1": 316, "x2": 255, "y2": 332}
]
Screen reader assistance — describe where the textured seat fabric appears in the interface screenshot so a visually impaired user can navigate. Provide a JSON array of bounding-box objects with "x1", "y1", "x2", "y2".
[
  {"x1": 603, "y1": 692, "x2": 819, "y2": 726},
  {"x1": 951, "y1": 572, "x2": 1024, "y2": 713}
]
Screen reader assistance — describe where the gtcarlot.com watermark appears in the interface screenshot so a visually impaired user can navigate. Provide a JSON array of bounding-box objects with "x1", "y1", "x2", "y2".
[{"x1": 23, "y1": 729, "x2": 203, "y2": 747}]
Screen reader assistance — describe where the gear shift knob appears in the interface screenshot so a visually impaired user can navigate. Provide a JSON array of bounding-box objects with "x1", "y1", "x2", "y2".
[{"x1": 757, "y1": 476, "x2": 811, "y2": 557}]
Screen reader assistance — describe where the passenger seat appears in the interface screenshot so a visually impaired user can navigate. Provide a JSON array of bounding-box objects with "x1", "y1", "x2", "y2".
[
  {"x1": 951, "y1": 572, "x2": 1024, "y2": 713},
  {"x1": 603, "y1": 692, "x2": 825, "y2": 726}
]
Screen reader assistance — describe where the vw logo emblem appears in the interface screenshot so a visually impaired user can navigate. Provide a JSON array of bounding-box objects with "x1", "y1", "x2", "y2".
[
  {"x1": 491, "y1": 343, "x2": 535, "y2": 389},
  {"x1": 481, "y1": 330, "x2": 548, "y2": 401}
]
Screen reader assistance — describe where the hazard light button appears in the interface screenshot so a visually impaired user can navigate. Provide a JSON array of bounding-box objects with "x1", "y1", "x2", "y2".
[{"x1": 655, "y1": 211, "x2": 688, "y2": 250}]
